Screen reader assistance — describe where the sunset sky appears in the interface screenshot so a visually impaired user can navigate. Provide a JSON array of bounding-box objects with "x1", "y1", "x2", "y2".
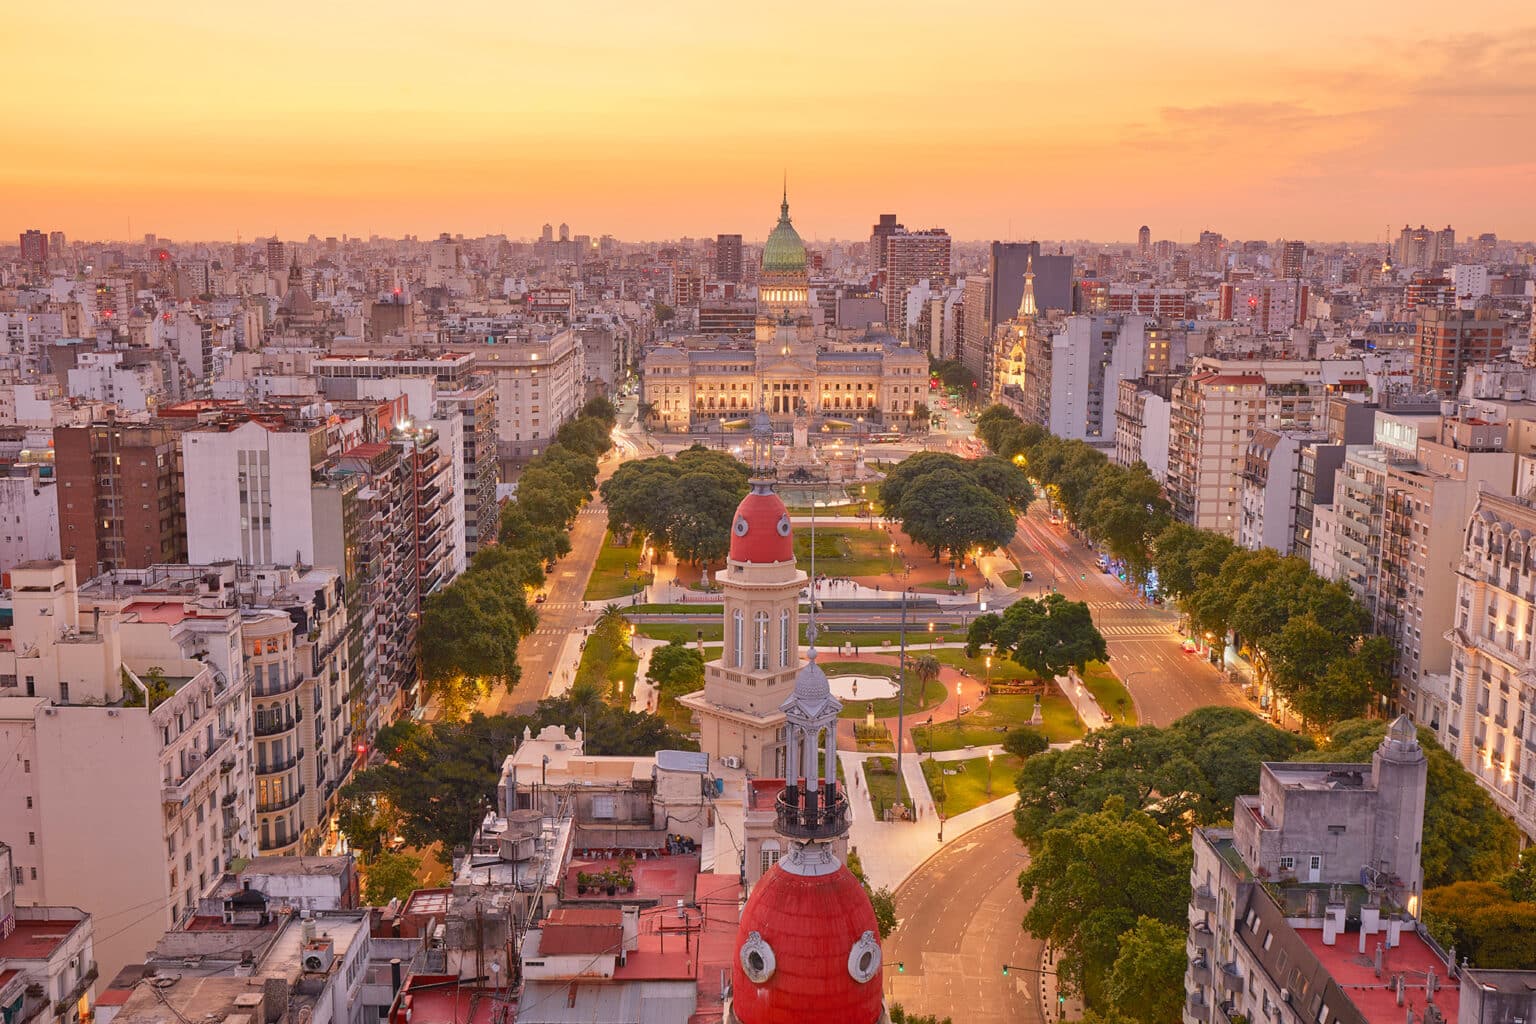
[{"x1": 7, "y1": 0, "x2": 1536, "y2": 244}]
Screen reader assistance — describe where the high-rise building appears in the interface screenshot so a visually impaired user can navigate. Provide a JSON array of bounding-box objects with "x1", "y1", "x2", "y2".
[
  {"x1": 1218, "y1": 278, "x2": 1308, "y2": 332},
  {"x1": 1279, "y1": 240, "x2": 1306, "y2": 278},
  {"x1": 1021, "y1": 314, "x2": 1157, "y2": 443},
  {"x1": 265, "y1": 238, "x2": 285, "y2": 275},
  {"x1": 869, "y1": 213, "x2": 902, "y2": 271},
  {"x1": 1395, "y1": 224, "x2": 1454, "y2": 270},
  {"x1": 558, "y1": 222, "x2": 570, "y2": 242},
  {"x1": 54, "y1": 421, "x2": 189, "y2": 578},
  {"x1": 715, "y1": 233, "x2": 744, "y2": 282},
  {"x1": 18, "y1": 229, "x2": 47, "y2": 264},
  {"x1": 882, "y1": 228, "x2": 951, "y2": 340},
  {"x1": 540, "y1": 223, "x2": 553, "y2": 243},
  {"x1": 1137, "y1": 225, "x2": 1151, "y2": 254},
  {"x1": 1412, "y1": 305, "x2": 1505, "y2": 395}
]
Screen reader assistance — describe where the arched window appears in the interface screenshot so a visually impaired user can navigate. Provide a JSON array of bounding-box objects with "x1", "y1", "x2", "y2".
[
  {"x1": 733, "y1": 610, "x2": 744, "y2": 668},
  {"x1": 755, "y1": 611, "x2": 769, "y2": 671},
  {"x1": 780, "y1": 609, "x2": 791, "y2": 667}
]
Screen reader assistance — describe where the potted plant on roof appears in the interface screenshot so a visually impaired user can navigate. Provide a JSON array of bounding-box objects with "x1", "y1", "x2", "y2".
[{"x1": 576, "y1": 871, "x2": 591, "y2": 895}]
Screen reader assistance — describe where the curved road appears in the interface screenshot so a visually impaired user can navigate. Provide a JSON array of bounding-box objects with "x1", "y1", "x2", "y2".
[{"x1": 885, "y1": 815, "x2": 1040, "y2": 1023}]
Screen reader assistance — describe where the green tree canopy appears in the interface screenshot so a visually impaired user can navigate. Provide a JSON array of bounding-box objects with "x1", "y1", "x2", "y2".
[
  {"x1": 1018, "y1": 797, "x2": 1191, "y2": 1003},
  {"x1": 1002, "y1": 727, "x2": 1049, "y2": 760},
  {"x1": 363, "y1": 851, "x2": 423, "y2": 906},
  {"x1": 1106, "y1": 916, "x2": 1189, "y2": 1024},
  {"x1": 1424, "y1": 881, "x2": 1536, "y2": 969},
  {"x1": 647, "y1": 639, "x2": 705, "y2": 697},
  {"x1": 1079, "y1": 463, "x2": 1170, "y2": 585},
  {"x1": 895, "y1": 467, "x2": 1017, "y2": 561},
  {"x1": 968, "y1": 592, "x2": 1108, "y2": 680},
  {"x1": 1150, "y1": 523, "x2": 1238, "y2": 605}
]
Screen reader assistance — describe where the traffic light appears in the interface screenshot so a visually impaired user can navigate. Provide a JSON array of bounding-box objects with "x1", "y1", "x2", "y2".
[
  {"x1": 897, "y1": 962, "x2": 905, "y2": 973},
  {"x1": 1059, "y1": 994, "x2": 1066, "y2": 1010},
  {"x1": 1002, "y1": 964, "x2": 1009, "y2": 976}
]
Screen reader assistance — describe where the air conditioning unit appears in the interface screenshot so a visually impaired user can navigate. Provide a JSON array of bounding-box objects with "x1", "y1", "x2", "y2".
[
  {"x1": 302, "y1": 938, "x2": 335, "y2": 974},
  {"x1": 721, "y1": 756, "x2": 743, "y2": 770}
]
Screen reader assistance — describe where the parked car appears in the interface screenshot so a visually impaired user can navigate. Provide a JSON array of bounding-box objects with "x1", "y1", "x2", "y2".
[{"x1": 1022, "y1": 570, "x2": 1034, "y2": 581}]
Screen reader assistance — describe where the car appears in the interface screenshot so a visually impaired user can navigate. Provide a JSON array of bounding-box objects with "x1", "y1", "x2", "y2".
[
  {"x1": 1182, "y1": 639, "x2": 1199, "y2": 654},
  {"x1": 535, "y1": 592, "x2": 547, "y2": 604},
  {"x1": 1022, "y1": 570, "x2": 1033, "y2": 581}
]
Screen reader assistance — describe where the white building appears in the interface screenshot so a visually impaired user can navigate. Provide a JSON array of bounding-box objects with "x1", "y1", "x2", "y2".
[
  {"x1": 1030, "y1": 314, "x2": 1154, "y2": 444},
  {"x1": 1450, "y1": 264, "x2": 1491, "y2": 307},
  {"x1": 0, "y1": 465, "x2": 60, "y2": 573},
  {"x1": 0, "y1": 560, "x2": 253, "y2": 982},
  {"x1": 0, "y1": 842, "x2": 98, "y2": 1024},
  {"x1": 183, "y1": 419, "x2": 323, "y2": 565},
  {"x1": 1237, "y1": 430, "x2": 1321, "y2": 554},
  {"x1": 64, "y1": 352, "x2": 163, "y2": 414}
]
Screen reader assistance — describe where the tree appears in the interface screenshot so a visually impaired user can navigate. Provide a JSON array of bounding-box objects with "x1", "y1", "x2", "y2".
[
  {"x1": 1424, "y1": 881, "x2": 1536, "y2": 969},
  {"x1": 1018, "y1": 797, "x2": 1191, "y2": 1003},
  {"x1": 1002, "y1": 727, "x2": 1049, "y2": 760},
  {"x1": 910, "y1": 402, "x2": 932, "y2": 432},
  {"x1": 1080, "y1": 463, "x2": 1170, "y2": 585},
  {"x1": 647, "y1": 639, "x2": 705, "y2": 697},
  {"x1": 654, "y1": 302, "x2": 676, "y2": 324},
  {"x1": 889, "y1": 1006, "x2": 954, "y2": 1024},
  {"x1": 980, "y1": 593, "x2": 1108, "y2": 681},
  {"x1": 579, "y1": 396, "x2": 618, "y2": 425},
  {"x1": 1501, "y1": 849, "x2": 1536, "y2": 903},
  {"x1": 895, "y1": 469, "x2": 1016, "y2": 562},
  {"x1": 637, "y1": 401, "x2": 657, "y2": 422},
  {"x1": 335, "y1": 780, "x2": 392, "y2": 861},
  {"x1": 910, "y1": 654, "x2": 941, "y2": 708},
  {"x1": 868, "y1": 886, "x2": 898, "y2": 939},
  {"x1": 667, "y1": 470, "x2": 749, "y2": 563},
  {"x1": 1150, "y1": 524, "x2": 1237, "y2": 606},
  {"x1": 1303, "y1": 719, "x2": 1519, "y2": 887},
  {"x1": 530, "y1": 693, "x2": 694, "y2": 755},
  {"x1": 419, "y1": 572, "x2": 534, "y2": 710},
  {"x1": 969, "y1": 456, "x2": 1035, "y2": 515},
  {"x1": 363, "y1": 851, "x2": 423, "y2": 906},
  {"x1": 1106, "y1": 917, "x2": 1188, "y2": 1024}
]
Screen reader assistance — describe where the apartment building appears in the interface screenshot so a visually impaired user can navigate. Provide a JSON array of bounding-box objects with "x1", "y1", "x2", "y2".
[
  {"x1": 1020, "y1": 314, "x2": 1158, "y2": 444},
  {"x1": 53, "y1": 422, "x2": 188, "y2": 578},
  {"x1": 0, "y1": 560, "x2": 251, "y2": 980},
  {"x1": 1413, "y1": 306, "x2": 1506, "y2": 395},
  {"x1": 0, "y1": 463, "x2": 60, "y2": 574},
  {"x1": 1166, "y1": 359, "x2": 1367, "y2": 538},
  {"x1": 0, "y1": 843, "x2": 98, "y2": 1024},
  {"x1": 1444, "y1": 478, "x2": 1536, "y2": 843},
  {"x1": 451, "y1": 329, "x2": 584, "y2": 472},
  {"x1": 881, "y1": 230, "x2": 951, "y2": 342},
  {"x1": 1113, "y1": 376, "x2": 1178, "y2": 481},
  {"x1": 1183, "y1": 720, "x2": 1473, "y2": 1024},
  {"x1": 1237, "y1": 430, "x2": 1325, "y2": 554}
]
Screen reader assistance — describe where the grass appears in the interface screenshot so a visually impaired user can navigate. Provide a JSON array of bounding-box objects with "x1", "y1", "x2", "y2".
[
  {"x1": 634, "y1": 623, "x2": 723, "y2": 643},
  {"x1": 911, "y1": 688, "x2": 1083, "y2": 752},
  {"x1": 813, "y1": 628, "x2": 969, "y2": 649},
  {"x1": 931, "y1": 647, "x2": 1037, "y2": 681},
  {"x1": 574, "y1": 620, "x2": 640, "y2": 707},
  {"x1": 922, "y1": 753, "x2": 1023, "y2": 817},
  {"x1": 821, "y1": 664, "x2": 948, "y2": 719},
  {"x1": 787, "y1": 503, "x2": 874, "y2": 518},
  {"x1": 584, "y1": 531, "x2": 653, "y2": 601},
  {"x1": 854, "y1": 723, "x2": 894, "y2": 752},
  {"x1": 629, "y1": 603, "x2": 724, "y2": 615},
  {"x1": 793, "y1": 526, "x2": 898, "y2": 579},
  {"x1": 999, "y1": 569, "x2": 1023, "y2": 589},
  {"x1": 914, "y1": 581, "x2": 969, "y2": 595},
  {"x1": 1080, "y1": 660, "x2": 1137, "y2": 726},
  {"x1": 862, "y1": 756, "x2": 914, "y2": 817}
]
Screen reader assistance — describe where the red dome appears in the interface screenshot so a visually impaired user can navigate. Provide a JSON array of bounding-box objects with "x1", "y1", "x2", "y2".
[
  {"x1": 729, "y1": 487, "x2": 794, "y2": 564},
  {"x1": 731, "y1": 864, "x2": 883, "y2": 1024}
]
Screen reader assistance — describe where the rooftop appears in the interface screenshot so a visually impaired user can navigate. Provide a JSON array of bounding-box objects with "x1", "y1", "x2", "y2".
[
  {"x1": 0, "y1": 914, "x2": 86, "y2": 962},
  {"x1": 1296, "y1": 926, "x2": 1459, "y2": 1024}
]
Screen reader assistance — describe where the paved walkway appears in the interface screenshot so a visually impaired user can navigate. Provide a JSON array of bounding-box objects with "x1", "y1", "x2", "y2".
[
  {"x1": 1055, "y1": 670, "x2": 1111, "y2": 731},
  {"x1": 629, "y1": 637, "x2": 663, "y2": 713}
]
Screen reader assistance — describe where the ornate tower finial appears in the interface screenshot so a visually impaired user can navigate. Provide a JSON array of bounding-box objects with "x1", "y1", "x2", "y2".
[{"x1": 1018, "y1": 253, "x2": 1037, "y2": 318}]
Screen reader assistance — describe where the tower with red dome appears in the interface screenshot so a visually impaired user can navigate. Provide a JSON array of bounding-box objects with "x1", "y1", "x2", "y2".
[
  {"x1": 725, "y1": 608, "x2": 887, "y2": 1023},
  {"x1": 678, "y1": 459, "x2": 808, "y2": 777}
]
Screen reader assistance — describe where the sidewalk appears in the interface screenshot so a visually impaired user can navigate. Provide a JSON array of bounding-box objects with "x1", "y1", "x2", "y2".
[
  {"x1": 629, "y1": 637, "x2": 662, "y2": 713},
  {"x1": 1055, "y1": 671, "x2": 1110, "y2": 731}
]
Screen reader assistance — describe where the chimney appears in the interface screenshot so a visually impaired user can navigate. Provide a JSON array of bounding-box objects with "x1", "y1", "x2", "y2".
[{"x1": 620, "y1": 906, "x2": 640, "y2": 960}]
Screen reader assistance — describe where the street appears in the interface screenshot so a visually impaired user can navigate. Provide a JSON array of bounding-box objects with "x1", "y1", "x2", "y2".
[{"x1": 884, "y1": 815, "x2": 1040, "y2": 1023}]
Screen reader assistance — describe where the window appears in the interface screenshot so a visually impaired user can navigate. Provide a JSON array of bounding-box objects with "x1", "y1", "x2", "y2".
[
  {"x1": 733, "y1": 610, "x2": 744, "y2": 668},
  {"x1": 761, "y1": 846, "x2": 781, "y2": 874},
  {"x1": 1278, "y1": 856, "x2": 1295, "y2": 871},
  {"x1": 780, "y1": 609, "x2": 791, "y2": 668},
  {"x1": 754, "y1": 612, "x2": 769, "y2": 671},
  {"x1": 28, "y1": 832, "x2": 35, "y2": 845},
  {"x1": 29, "y1": 868, "x2": 36, "y2": 881},
  {"x1": 592, "y1": 795, "x2": 616, "y2": 819}
]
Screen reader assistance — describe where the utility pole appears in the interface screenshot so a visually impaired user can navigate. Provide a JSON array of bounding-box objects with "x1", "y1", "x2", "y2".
[{"x1": 896, "y1": 586, "x2": 908, "y2": 783}]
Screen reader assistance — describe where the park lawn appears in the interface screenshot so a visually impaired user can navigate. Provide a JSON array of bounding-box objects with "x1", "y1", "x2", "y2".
[
  {"x1": 931, "y1": 647, "x2": 1039, "y2": 681},
  {"x1": 923, "y1": 753, "x2": 1024, "y2": 817},
  {"x1": 585, "y1": 532, "x2": 653, "y2": 601},
  {"x1": 634, "y1": 622, "x2": 724, "y2": 643},
  {"x1": 574, "y1": 626, "x2": 640, "y2": 707},
  {"x1": 914, "y1": 582, "x2": 969, "y2": 595},
  {"x1": 911, "y1": 691, "x2": 1083, "y2": 752},
  {"x1": 812, "y1": 628, "x2": 969, "y2": 649},
  {"x1": 862, "y1": 757, "x2": 913, "y2": 817},
  {"x1": 854, "y1": 723, "x2": 894, "y2": 752},
  {"x1": 999, "y1": 569, "x2": 1023, "y2": 589},
  {"x1": 1081, "y1": 661, "x2": 1137, "y2": 726},
  {"x1": 629, "y1": 603, "x2": 724, "y2": 615},
  {"x1": 655, "y1": 689, "x2": 697, "y2": 736},
  {"x1": 786, "y1": 503, "x2": 870, "y2": 518},
  {"x1": 793, "y1": 526, "x2": 898, "y2": 579},
  {"x1": 830, "y1": 675, "x2": 948, "y2": 720}
]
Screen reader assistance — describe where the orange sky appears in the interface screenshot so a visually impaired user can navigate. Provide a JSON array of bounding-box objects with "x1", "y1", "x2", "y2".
[{"x1": 7, "y1": 0, "x2": 1536, "y2": 244}]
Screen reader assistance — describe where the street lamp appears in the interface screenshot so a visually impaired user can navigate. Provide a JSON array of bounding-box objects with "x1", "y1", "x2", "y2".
[
  {"x1": 955, "y1": 681, "x2": 963, "y2": 729},
  {"x1": 985, "y1": 655, "x2": 992, "y2": 695},
  {"x1": 987, "y1": 748, "x2": 995, "y2": 796}
]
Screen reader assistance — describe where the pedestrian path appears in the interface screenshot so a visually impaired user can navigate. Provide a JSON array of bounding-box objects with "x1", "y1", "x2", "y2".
[
  {"x1": 1098, "y1": 623, "x2": 1179, "y2": 637},
  {"x1": 1055, "y1": 671, "x2": 1110, "y2": 731},
  {"x1": 629, "y1": 637, "x2": 662, "y2": 713}
]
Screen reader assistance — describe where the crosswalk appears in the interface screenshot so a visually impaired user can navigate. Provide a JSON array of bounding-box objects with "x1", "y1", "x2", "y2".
[
  {"x1": 579, "y1": 505, "x2": 607, "y2": 516},
  {"x1": 1088, "y1": 601, "x2": 1152, "y2": 612},
  {"x1": 1098, "y1": 624, "x2": 1180, "y2": 637}
]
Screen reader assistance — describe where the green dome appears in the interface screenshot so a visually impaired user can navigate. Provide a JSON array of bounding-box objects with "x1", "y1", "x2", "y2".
[{"x1": 762, "y1": 194, "x2": 807, "y2": 273}]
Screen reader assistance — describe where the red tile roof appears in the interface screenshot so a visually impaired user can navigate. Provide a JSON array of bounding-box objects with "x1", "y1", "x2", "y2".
[{"x1": 1296, "y1": 927, "x2": 1459, "y2": 1024}]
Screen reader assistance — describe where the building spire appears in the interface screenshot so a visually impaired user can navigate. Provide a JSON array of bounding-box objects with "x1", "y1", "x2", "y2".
[
  {"x1": 1017, "y1": 253, "x2": 1037, "y2": 318},
  {"x1": 780, "y1": 173, "x2": 790, "y2": 221}
]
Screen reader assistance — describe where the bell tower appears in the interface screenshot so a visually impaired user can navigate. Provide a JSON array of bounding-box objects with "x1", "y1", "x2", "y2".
[{"x1": 679, "y1": 477, "x2": 807, "y2": 777}]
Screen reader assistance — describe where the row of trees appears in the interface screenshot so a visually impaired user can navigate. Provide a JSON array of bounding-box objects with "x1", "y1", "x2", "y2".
[
  {"x1": 966, "y1": 592, "x2": 1109, "y2": 682},
  {"x1": 976, "y1": 403, "x2": 1388, "y2": 729},
  {"x1": 878, "y1": 451, "x2": 1031, "y2": 562},
  {"x1": 418, "y1": 399, "x2": 617, "y2": 714},
  {"x1": 599, "y1": 446, "x2": 751, "y2": 564},
  {"x1": 1010, "y1": 709, "x2": 1523, "y2": 1017}
]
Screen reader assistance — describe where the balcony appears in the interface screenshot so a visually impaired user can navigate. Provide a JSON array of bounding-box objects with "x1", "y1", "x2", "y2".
[
  {"x1": 1187, "y1": 991, "x2": 1209, "y2": 1015},
  {"x1": 52, "y1": 962, "x2": 98, "y2": 1015},
  {"x1": 256, "y1": 754, "x2": 298, "y2": 775},
  {"x1": 1192, "y1": 883, "x2": 1217, "y2": 912},
  {"x1": 256, "y1": 786, "x2": 303, "y2": 815},
  {"x1": 1191, "y1": 922, "x2": 1216, "y2": 950},
  {"x1": 252, "y1": 669, "x2": 303, "y2": 699},
  {"x1": 1189, "y1": 956, "x2": 1211, "y2": 984},
  {"x1": 258, "y1": 833, "x2": 299, "y2": 854},
  {"x1": 254, "y1": 714, "x2": 298, "y2": 738},
  {"x1": 1220, "y1": 961, "x2": 1243, "y2": 992}
]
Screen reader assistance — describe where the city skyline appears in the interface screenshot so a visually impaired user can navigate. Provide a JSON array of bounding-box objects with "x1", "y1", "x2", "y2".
[{"x1": 7, "y1": 0, "x2": 1536, "y2": 242}]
